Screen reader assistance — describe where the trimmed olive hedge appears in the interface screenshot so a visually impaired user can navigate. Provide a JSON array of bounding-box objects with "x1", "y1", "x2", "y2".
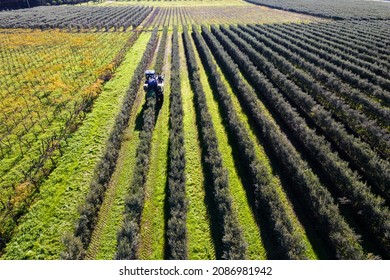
[
  {"x1": 154, "y1": 27, "x2": 168, "y2": 75},
  {"x1": 205, "y1": 25, "x2": 365, "y2": 259},
  {"x1": 115, "y1": 95, "x2": 157, "y2": 260},
  {"x1": 194, "y1": 26, "x2": 307, "y2": 259}
]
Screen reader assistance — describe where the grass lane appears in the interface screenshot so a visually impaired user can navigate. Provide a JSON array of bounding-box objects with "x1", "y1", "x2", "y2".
[
  {"x1": 189, "y1": 30, "x2": 266, "y2": 260},
  {"x1": 215, "y1": 49, "x2": 318, "y2": 260},
  {"x1": 179, "y1": 33, "x2": 215, "y2": 260},
  {"x1": 87, "y1": 82, "x2": 146, "y2": 259}
]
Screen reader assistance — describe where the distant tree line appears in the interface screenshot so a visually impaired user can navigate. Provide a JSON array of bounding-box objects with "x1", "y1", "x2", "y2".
[
  {"x1": 0, "y1": 6, "x2": 151, "y2": 31},
  {"x1": 0, "y1": 0, "x2": 90, "y2": 10},
  {"x1": 244, "y1": 0, "x2": 390, "y2": 20}
]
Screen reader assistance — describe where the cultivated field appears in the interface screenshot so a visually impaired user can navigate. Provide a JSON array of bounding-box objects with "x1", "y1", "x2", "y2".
[
  {"x1": 0, "y1": 28, "x2": 132, "y2": 249},
  {"x1": 0, "y1": 6, "x2": 151, "y2": 30},
  {"x1": 146, "y1": 5, "x2": 319, "y2": 27},
  {"x1": 0, "y1": 0, "x2": 389, "y2": 260}
]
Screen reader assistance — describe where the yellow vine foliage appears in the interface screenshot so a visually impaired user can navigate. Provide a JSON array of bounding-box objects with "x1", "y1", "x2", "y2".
[{"x1": 0, "y1": 29, "x2": 129, "y2": 208}]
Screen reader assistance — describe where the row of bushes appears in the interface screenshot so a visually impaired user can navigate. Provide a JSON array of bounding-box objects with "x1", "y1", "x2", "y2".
[
  {"x1": 265, "y1": 24, "x2": 390, "y2": 94},
  {"x1": 116, "y1": 27, "x2": 166, "y2": 260},
  {"x1": 154, "y1": 27, "x2": 168, "y2": 75},
  {"x1": 297, "y1": 22, "x2": 390, "y2": 62},
  {"x1": 196, "y1": 25, "x2": 307, "y2": 259},
  {"x1": 183, "y1": 26, "x2": 247, "y2": 260},
  {"x1": 165, "y1": 27, "x2": 188, "y2": 259},
  {"x1": 242, "y1": 25, "x2": 389, "y2": 129},
  {"x1": 231, "y1": 25, "x2": 389, "y2": 159},
  {"x1": 249, "y1": 24, "x2": 389, "y2": 107},
  {"x1": 207, "y1": 25, "x2": 365, "y2": 259},
  {"x1": 220, "y1": 25, "x2": 390, "y2": 257},
  {"x1": 116, "y1": 95, "x2": 156, "y2": 260},
  {"x1": 277, "y1": 24, "x2": 390, "y2": 81},
  {"x1": 61, "y1": 28, "x2": 159, "y2": 260},
  {"x1": 228, "y1": 25, "x2": 390, "y2": 202}
]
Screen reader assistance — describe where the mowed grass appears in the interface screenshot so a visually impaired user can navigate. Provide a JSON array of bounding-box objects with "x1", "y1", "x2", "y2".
[
  {"x1": 1, "y1": 32, "x2": 149, "y2": 260},
  {"x1": 90, "y1": 102, "x2": 143, "y2": 260},
  {"x1": 220, "y1": 73, "x2": 318, "y2": 260},
  {"x1": 190, "y1": 32, "x2": 267, "y2": 259},
  {"x1": 179, "y1": 35, "x2": 215, "y2": 260},
  {"x1": 139, "y1": 33, "x2": 172, "y2": 260},
  {"x1": 86, "y1": 32, "x2": 153, "y2": 260}
]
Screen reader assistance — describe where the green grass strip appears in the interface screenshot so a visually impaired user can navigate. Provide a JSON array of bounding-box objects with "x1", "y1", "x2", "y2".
[
  {"x1": 139, "y1": 32, "x2": 172, "y2": 260},
  {"x1": 91, "y1": 89, "x2": 146, "y2": 260},
  {"x1": 190, "y1": 30, "x2": 266, "y2": 260},
  {"x1": 214, "y1": 44, "x2": 317, "y2": 260},
  {"x1": 85, "y1": 32, "x2": 153, "y2": 260}
]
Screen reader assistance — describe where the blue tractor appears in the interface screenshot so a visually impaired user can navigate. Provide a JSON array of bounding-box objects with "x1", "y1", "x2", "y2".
[{"x1": 143, "y1": 70, "x2": 164, "y2": 103}]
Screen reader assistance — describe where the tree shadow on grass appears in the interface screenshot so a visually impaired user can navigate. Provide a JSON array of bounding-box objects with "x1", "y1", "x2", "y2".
[
  {"x1": 200, "y1": 48, "x2": 334, "y2": 259},
  {"x1": 203, "y1": 71, "x2": 279, "y2": 259},
  {"x1": 134, "y1": 99, "x2": 148, "y2": 132},
  {"x1": 134, "y1": 93, "x2": 163, "y2": 131}
]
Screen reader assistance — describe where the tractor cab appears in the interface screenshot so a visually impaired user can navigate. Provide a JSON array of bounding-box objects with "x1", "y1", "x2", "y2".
[
  {"x1": 145, "y1": 69, "x2": 155, "y2": 80},
  {"x1": 143, "y1": 69, "x2": 164, "y2": 103}
]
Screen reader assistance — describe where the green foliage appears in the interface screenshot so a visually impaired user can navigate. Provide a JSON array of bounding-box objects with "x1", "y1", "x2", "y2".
[
  {"x1": 60, "y1": 233, "x2": 85, "y2": 260},
  {"x1": 165, "y1": 26, "x2": 188, "y2": 260},
  {"x1": 222, "y1": 24, "x2": 390, "y2": 257},
  {"x1": 0, "y1": 30, "x2": 129, "y2": 254},
  {"x1": 196, "y1": 25, "x2": 307, "y2": 259},
  {"x1": 209, "y1": 24, "x2": 366, "y2": 259},
  {"x1": 155, "y1": 27, "x2": 169, "y2": 74},
  {"x1": 234, "y1": 24, "x2": 389, "y2": 158},
  {"x1": 183, "y1": 26, "x2": 247, "y2": 260}
]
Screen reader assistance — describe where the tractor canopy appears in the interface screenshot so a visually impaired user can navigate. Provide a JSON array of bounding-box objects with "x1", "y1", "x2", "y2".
[{"x1": 145, "y1": 69, "x2": 155, "y2": 79}]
